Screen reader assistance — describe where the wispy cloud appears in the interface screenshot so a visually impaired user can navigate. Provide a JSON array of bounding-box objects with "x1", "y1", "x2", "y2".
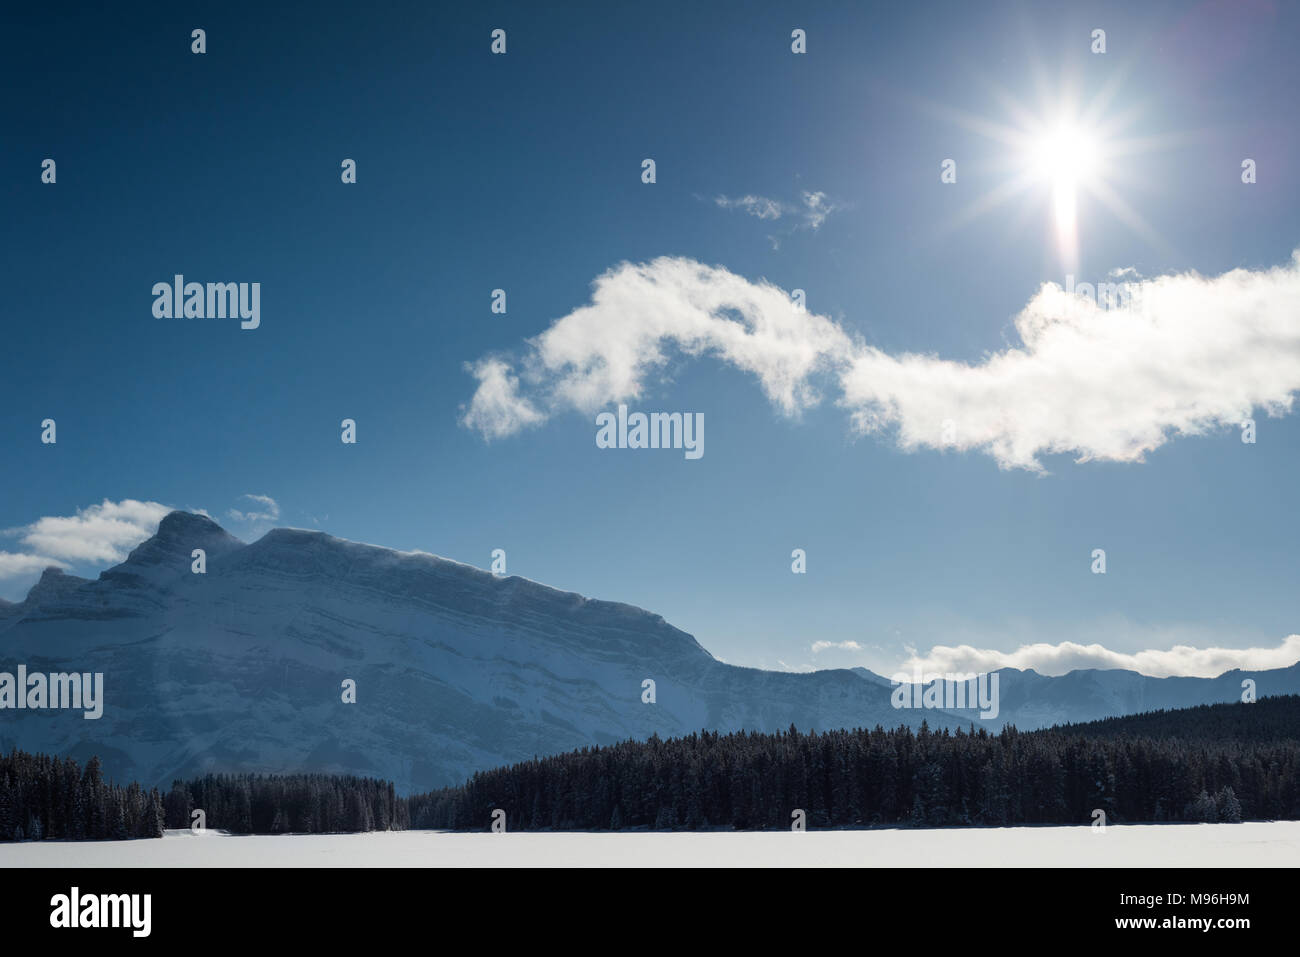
[
  {"x1": 461, "y1": 358, "x2": 546, "y2": 440},
  {"x1": 900, "y1": 634, "x2": 1300, "y2": 679},
  {"x1": 799, "y1": 190, "x2": 834, "y2": 229},
  {"x1": 462, "y1": 251, "x2": 1300, "y2": 470},
  {"x1": 712, "y1": 189, "x2": 839, "y2": 233},
  {"x1": 714, "y1": 194, "x2": 785, "y2": 220},
  {"x1": 228, "y1": 493, "x2": 280, "y2": 524}
]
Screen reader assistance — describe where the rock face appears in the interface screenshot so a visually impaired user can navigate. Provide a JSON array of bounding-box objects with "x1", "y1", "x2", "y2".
[
  {"x1": 0, "y1": 512, "x2": 926, "y2": 792},
  {"x1": 0, "y1": 567, "x2": 93, "y2": 626}
]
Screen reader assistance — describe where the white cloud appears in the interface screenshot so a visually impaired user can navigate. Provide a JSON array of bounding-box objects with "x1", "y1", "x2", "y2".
[
  {"x1": 714, "y1": 194, "x2": 786, "y2": 220},
  {"x1": 461, "y1": 357, "x2": 547, "y2": 439},
  {"x1": 800, "y1": 190, "x2": 835, "y2": 229},
  {"x1": 462, "y1": 257, "x2": 851, "y2": 437},
  {"x1": 228, "y1": 493, "x2": 280, "y2": 524},
  {"x1": 462, "y1": 251, "x2": 1300, "y2": 470},
  {"x1": 713, "y1": 190, "x2": 839, "y2": 232},
  {"x1": 0, "y1": 552, "x2": 68, "y2": 580},
  {"x1": 812, "y1": 640, "x2": 863, "y2": 654},
  {"x1": 841, "y1": 252, "x2": 1300, "y2": 470},
  {"x1": 12, "y1": 499, "x2": 172, "y2": 565},
  {"x1": 899, "y1": 634, "x2": 1300, "y2": 679}
]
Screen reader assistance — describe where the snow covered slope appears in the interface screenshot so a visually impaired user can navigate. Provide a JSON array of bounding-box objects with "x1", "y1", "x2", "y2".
[
  {"x1": 0, "y1": 512, "x2": 928, "y2": 793},
  {"x1": 6, "y1": 512, "x2": 1295, "y2": 792}
]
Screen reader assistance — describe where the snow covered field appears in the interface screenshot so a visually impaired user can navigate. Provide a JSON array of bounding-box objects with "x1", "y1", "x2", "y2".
[{"x1": 2, "y1": 822, "x2": 1298, "y2": 867}]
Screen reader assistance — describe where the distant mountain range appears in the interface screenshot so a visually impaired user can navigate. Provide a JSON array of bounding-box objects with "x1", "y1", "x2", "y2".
[
  {"x1": 2, "y1": 511, "x2": 1297, "y2": 792},
  {"x1": 852, "y1": 662, "x2": 1300, "y2": 731}
]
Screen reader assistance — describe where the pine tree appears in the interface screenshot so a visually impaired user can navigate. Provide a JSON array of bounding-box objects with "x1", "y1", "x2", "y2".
[
  {"x1": 1186, "y1": 789, "x2": 1218, "y2": 823},
  {"x1": 1215, "y1": 786, "x2": 1243, "y2": 823},
  {"x1": 108, "y1": 794, "x2": 128, "y2": 840},
  {"x1": 0, "y1": 775, "x2": 13, "y2": 841}
]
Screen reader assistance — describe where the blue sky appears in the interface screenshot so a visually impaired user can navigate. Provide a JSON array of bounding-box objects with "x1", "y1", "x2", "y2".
[{"x1": 3, "y1": 0, "x2": 1298, "y2": 678}]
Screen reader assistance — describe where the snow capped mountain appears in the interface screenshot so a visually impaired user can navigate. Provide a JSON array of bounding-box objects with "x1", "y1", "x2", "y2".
[
  {"x1": 854, "y1": 663, "x2": 1300, "y2": 730},
  {"x1": 0, "y1": 568, "x2": 93, "y2": 627},
  {"x1": 0, "y1": 512, "x2": 923, "y2": 793},
  {"x1": 4, "y1": 511, "x2": 1297, "y2": 794}
]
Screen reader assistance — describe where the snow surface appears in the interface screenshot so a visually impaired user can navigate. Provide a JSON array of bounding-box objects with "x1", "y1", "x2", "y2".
[{"x1": 2, "y1": 822, "x2": 1298, "y2": 868}]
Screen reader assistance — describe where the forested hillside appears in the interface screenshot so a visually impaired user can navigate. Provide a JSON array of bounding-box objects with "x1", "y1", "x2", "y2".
[
  {"x1": 410, "y1": 697, "x2": 1300, "y2": 831},
  {"x1": 1051, "y1": 694, "x2": 1300, "y2": 742},
  {"x1": 6, "y1": 697, "x2": 1298, "y2": 839}
]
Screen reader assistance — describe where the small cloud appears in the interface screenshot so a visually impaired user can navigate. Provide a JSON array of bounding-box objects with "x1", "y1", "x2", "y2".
[
  {"x1": 711, "y1": 188, "x2": 840, "y2": 239},
  {"x1": 460, "y1": 357, "x2": 546, "y2": 440},
  {"x1": 799, "y1": 190, "x2": 836, "y2": 230},
  {"x1": 714, "y1": 194, "x2": 787, "y2": 220},
  {"x1": 228, "y1": 494, "x2": 280, "y2": 524},
  {"x1": 811, "y1": 639, "x2": 863, "y2": 654}
]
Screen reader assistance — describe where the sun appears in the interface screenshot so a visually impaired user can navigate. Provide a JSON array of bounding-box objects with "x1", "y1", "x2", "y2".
[
  {"x1": 921, "y1": 74, "x2": 1177, "y2": 273},
  {"x1": 1025, "y1": 119, "x2": 1103, "y2": 267},
  {"x1": 1028, "y1": 122, "x2": 1100, "y2": 189}
]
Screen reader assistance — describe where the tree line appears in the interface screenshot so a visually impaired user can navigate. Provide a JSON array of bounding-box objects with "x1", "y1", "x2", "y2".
[
  {"x1": 0, "y1": 750, "x2": 164, "y2": 842},
  {"x1": 0, "y1": 750, "x2": 408, "y2": 841},
  {"x1": 409, "y1": 696, "x2": 1300, "y2": 831},
  {"x1": 6, "y1": 696, "x2": 1298, "y2": 838},
  {"x1": 164, "y1": 772, "x2": 408, "y2": 834}
]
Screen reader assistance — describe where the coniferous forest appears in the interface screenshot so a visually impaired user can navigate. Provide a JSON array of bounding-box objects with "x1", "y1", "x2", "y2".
[
  {"x1": 163, "y1": 772, "x2": 408, "y2": 834},
  {"x1": 409, "y1": 696, "x2": 1300, "y2": 831},
  {"x1": 0, "y1": 753, "x2": 408, "y2": 842},
  {"x1": 4, "y1": 697, "x2": 1298, "y2": 839},
  {"x1": 0, "y1": 751, "x2": 165, "y2": 842}
]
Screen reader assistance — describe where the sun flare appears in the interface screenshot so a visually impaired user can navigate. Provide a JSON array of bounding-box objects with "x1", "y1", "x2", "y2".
[
  {"x1": 1028, "y1": 123, "x2": 1100, "y2": 189},
  {"x1": 1025, "y1": 120, "x2": 1102, "y2": 267},
  {"x1": 928, "y1": 75, "x2": 1175, "y2": 272}
]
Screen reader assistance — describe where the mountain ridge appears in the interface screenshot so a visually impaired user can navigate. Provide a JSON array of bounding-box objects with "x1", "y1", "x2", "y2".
[
  {"x1": 0, "y1": 512, "x2": 924, "y2": 791},
  {"x1": 2, "y1": 511, "x2": 1298, "y2": 792}
]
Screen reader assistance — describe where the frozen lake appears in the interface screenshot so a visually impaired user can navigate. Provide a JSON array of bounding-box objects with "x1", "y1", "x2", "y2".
[{"x1": 3, "y1": 821, "x2": 1299, "y2": 867}]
